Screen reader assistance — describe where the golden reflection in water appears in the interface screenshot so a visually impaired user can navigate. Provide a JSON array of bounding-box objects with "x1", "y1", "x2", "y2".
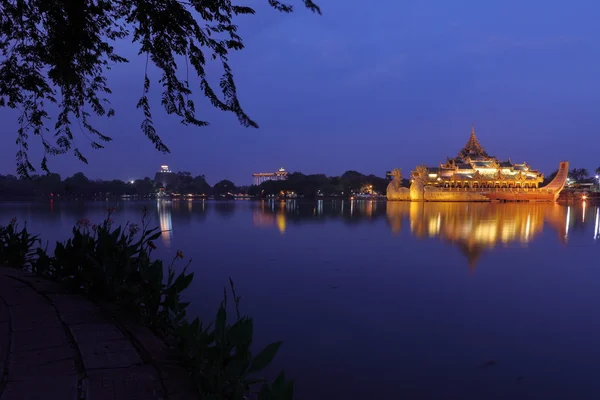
[
  {"x1": 387, "y1": 202, "x2": 568, "y2": 270},
  {"x1": 276, "y1": 214, "x2": 286, "y2": 234},
  {"x1": 345, "y1": 200, "x2": 375, "y2": 218},
  {"x1": 253, "y1": 200, "x2": 286, "y2": 234},
  {"x1": 157, "y1": 200, "x2": 173, "y2": 247},
  {"x1": 386, "y1": 202, "x2": 411, "y2": 234},
  {"x1": 565, "y1": 206, "x2": 571, "y2": 239}
]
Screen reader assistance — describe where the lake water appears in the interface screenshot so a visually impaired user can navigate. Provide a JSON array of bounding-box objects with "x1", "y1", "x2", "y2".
[{"x1": 1, "y1": 199, "x2": 600, "y2": 399}]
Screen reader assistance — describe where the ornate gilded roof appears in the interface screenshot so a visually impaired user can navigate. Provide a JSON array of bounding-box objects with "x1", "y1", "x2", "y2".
[{"x1": 458, "y1": 125, "x2": 489, "y2": 159}]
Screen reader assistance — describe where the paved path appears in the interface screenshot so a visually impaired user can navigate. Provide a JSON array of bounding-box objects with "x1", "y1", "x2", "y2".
[{"x1": 0, "y1": 268, "x2": 198, "y2": 400}]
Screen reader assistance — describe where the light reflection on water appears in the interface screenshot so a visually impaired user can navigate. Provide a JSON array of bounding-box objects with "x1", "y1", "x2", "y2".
[
  {"x1": 2, "y1": 199, "x2": 600, "y2": 400},
  {"x1": 386, "y1": 202, "x2": 569, "y2": 270},
  {"x1": 157, "y1": 199, "x2": 173, "y2": 247},
  {"x1": 243, "y1": 199, "x2": 592, "y2": 270},
  {"x1": 595, "y1": 207, "x2": 600, "y2": 240}
]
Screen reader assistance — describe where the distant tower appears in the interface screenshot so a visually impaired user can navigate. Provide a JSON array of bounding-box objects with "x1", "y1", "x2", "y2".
[{"x1": 155, "y1": 165, "x2": 176, "y2": 189}]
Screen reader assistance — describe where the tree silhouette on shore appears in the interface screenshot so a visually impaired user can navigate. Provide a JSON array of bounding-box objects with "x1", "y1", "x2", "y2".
[{"x1": 0, "y1": 0, "x2": 320, "y2": 176}]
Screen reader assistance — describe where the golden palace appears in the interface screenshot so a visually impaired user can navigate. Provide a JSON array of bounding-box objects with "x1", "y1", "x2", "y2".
[{"x1": 387, "y1": 126, "x2": 569, "y2": 202}]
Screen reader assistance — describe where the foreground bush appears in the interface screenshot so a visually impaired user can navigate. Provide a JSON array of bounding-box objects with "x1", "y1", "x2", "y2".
[{"x1": 0, "y1": 208, "x2": 293, "y2": 400}]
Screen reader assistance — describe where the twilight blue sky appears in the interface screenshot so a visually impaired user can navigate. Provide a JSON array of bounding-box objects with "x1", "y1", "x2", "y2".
[{"x1": 1, "y1": 0, "x2": 599, "y2": 185}]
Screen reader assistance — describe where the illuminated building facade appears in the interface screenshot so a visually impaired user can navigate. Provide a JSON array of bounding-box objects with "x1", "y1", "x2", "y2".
[
  {"x1": 388, "y1": 125, "x2": 569, "y2": 202},
  {"x1": 253, "y1": 167, "x2": 288, "y2": 186},
  {"x1": 417, "y1": 126, "x2": 545, "y2": 189},
  {"x1": 154, "y1": 165, "x2": 178, "y2": 189}
]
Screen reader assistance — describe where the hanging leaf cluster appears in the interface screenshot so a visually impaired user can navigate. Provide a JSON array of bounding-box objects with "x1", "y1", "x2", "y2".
[{"x1": 0, "y1": 0, "x2": 320, "y2": 177}]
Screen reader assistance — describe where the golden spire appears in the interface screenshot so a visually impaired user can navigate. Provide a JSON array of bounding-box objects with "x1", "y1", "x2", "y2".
[{"x1": 458, "y1": 124, "x2": 488, "y2": 159}]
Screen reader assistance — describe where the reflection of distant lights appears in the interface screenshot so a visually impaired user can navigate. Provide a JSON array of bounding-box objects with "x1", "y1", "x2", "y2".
[
  {"x1": 582, "y1": 200, "x2": 586, "y2": 222},
  {"x1": 565, "y1": 206, "x2": 571, "y2": 238},
  {"x1": 428, "y1": 217, "x2": 438, "y2": 237},
  {"x1": 157, "y1": 200, "x2": 173, "y2": 247},
  {"x1": 525, "y1": 214, "x2": 531, "y2": 240},
  {"x1": 276, "y1": 214, "x2": 286, "y2": 234},
  {"x1": 594, "y1": 208, "x2": 599, "y2": 241}
]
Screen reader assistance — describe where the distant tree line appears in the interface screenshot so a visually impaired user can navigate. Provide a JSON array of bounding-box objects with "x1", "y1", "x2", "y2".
[
  {"x1": 0, "y1": 170, "x2": 396, "y2": 200},
  {"x1": 542, "y1": 167, "x2": 600, "y2": 186},
  {"x1": 248, "y1": 171, "x2": 400, "y2": 198},
  {"x1": 0, "y1": 171, "x2": 244, "y2": 200}
]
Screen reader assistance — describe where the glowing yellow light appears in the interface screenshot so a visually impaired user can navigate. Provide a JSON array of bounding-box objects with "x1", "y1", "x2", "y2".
[{"x1": 276, "y1": 214, "x2": 286, "y2": 234}]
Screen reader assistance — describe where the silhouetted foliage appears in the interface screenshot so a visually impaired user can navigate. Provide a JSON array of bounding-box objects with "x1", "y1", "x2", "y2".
[
  {"x1": 0, "y1": 169, "x2": 390, "y2": 199},
  {"x1": 569, "y1": 168, "x2": 589, "y2": 182},
  {"x1": 213, "y1": 179, "x2": 237, "y2": 197},
  {"x1": 543, "y1": 169, "x2": 558, "y2": 186},
  {"x1": 0, "y1": 0, "x2": 320, "y2": 176},
  {"x1": 133, "y1": 178, "x2": 155, "y2": 196},
  {"x1": 1, "y1": 213, "x2": 295, "y2": 399},
  {"x1": 179, "y1": 174, "x2": 212, "y2": 195},
  {"x1": 249, "y1": 170, "x2": 389, "y2": 198},
  {"x1": 0, "y1": 170, "x2": 211, "y2": 199}
]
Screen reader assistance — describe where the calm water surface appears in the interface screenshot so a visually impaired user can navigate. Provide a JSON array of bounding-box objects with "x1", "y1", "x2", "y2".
[{"x1": 2, "y1": 199, "x2": 600, "y2": 399}]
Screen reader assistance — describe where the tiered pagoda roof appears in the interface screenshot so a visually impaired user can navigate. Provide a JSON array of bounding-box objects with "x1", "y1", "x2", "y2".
[
  {"x1": 457, "y1": 125, "x2": 489, "y2": 160},
  {"x1": 427, "y1": 126, "x2": 543, "y2": 184}
]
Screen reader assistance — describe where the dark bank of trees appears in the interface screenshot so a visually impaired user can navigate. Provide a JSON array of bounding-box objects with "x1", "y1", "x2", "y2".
[
  {"x1": 248, "y1": 170, "x2": 392, "y2": 198},
  {"x1": 0, "y1": 172, "x2": 231, "y2": 200},
  {"x1": 0, "y1": 173, "x2": 154, "y2": 199},
  {"x1": 543, "y1": 167, "x2": 600, "y2": 186},
  {"x1": 0, "y1": 170, "x2": 392, "y2": 200}
]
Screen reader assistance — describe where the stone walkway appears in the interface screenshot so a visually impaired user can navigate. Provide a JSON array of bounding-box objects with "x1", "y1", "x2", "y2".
[{"x1": 0, "y1": 268, "x2": 198, "y2": 400}]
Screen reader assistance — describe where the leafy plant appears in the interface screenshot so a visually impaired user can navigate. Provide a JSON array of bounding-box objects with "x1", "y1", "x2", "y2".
[
  {"x1": 0, "y1": 218, "x2": 39, "y2": 269},
  {"x1": 35, "y1": 208, "x2": 192, "y2": 330},
  {"x1": 1, "y1": 208, "x2": 293, "y2": 399},
  {"x1": 177, "y1": 278, "x2": 293, "y2": 399}
]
